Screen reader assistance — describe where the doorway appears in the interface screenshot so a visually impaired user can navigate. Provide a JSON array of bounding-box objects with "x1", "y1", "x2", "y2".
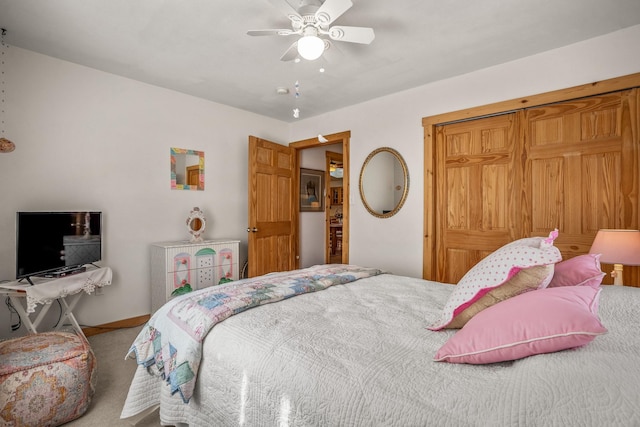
[
  {"x1": 326, "y1": 151, "x2": 343, "y2": 263},
  {"x1": 290, "y1": 131, "x2": 350, "y2": 266}
]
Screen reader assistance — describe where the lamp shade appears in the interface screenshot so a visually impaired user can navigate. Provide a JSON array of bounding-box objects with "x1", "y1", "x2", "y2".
[
  {"x1": 297, "y1": 35, "x2": 324, "y2": 60},
  {"x1": 589, "y1": 229, "x2": 640, "y2": 266}
]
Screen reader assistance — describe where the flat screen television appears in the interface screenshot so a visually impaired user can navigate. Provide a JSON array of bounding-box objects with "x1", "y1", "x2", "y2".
[{"x1": 16, "y1": 211, "x2": 103, "y2": 280}]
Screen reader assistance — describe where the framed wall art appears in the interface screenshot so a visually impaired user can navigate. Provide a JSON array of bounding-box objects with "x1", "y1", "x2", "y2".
[{"x1": 300, "y1": 168, "x2": 324, "y2": 212}]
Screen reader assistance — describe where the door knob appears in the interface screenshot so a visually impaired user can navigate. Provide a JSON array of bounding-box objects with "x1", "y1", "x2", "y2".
[{"x1": 247, "y1": 227, "x2": 258, "y2": 232}]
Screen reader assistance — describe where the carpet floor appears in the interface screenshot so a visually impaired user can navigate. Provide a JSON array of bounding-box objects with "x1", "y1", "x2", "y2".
[{"x1": 64, "y1": 326, "x2": 162, "y2": 426}]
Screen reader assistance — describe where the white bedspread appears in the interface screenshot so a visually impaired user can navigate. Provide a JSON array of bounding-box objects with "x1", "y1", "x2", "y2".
[{"x1": 122, "y1": 274, "x2": 640, "y2": 426}]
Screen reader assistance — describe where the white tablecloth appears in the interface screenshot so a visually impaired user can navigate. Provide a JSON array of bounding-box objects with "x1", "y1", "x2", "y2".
[{"x1": 0, "y1": 267, "x2": 112, "y2": 312}]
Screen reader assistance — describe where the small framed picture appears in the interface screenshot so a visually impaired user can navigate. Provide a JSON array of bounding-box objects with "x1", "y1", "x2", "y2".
[{"x1": 300, "y1": 168, "x2": 324, "y2": 212}]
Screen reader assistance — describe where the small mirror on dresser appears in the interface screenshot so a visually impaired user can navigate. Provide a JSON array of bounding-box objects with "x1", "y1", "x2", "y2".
[
  {"x1": 171, "y1": 147, "x2": 204, "y2": 190},
  {"x1": 359, "y1": 147, "x2": 409, "y2": 218}
]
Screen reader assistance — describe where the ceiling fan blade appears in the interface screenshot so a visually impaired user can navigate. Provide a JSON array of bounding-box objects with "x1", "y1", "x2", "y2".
[
  {"x1": 280, "y1": 42, "x2": 299, "y2": 61},
  {"x1": 247, "y1": 29, "x2": 296, "y2": 36},
  {"x1": 328, "y1": 26, "x2": 375, "y2": 44},
  {"x1": 315, "y1": 0, "x2": 353, "y2": 26},
  {"x1": 267, "y1": 0, "x2": 303, "y2": 24}
]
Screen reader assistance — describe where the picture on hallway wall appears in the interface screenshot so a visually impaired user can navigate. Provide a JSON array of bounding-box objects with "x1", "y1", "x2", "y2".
[{"x1": 300, "y1": 168, "x2": 324, "y2": 212}]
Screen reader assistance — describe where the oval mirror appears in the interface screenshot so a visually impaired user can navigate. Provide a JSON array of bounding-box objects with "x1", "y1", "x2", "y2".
[{"x1": 359, "y1": 147, "x2": 409, "y2": 218}]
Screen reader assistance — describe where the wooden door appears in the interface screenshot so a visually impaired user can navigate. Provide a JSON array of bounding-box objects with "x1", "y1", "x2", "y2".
[
  {"x1": 435, "y1": 113, "x2": 522, "y2": 283},
  {"x1": 187, "y1": 165, "x2": 199, "y2": 187},
  {"x1": 247, "y1": 136, "x2": 297, "y2": 277},
  {"x1": 524, "y1": 89, "x2": 639, "y2": 285}
]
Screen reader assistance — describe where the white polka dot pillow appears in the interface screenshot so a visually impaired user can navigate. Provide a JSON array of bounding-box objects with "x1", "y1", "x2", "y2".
[{"x1": 428, "y1": 230, "x2": 562, "y2": 330}]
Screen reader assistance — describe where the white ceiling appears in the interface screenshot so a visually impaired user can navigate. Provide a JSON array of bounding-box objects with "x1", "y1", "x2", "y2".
[{"x1": 1, "y1": 0, "x2": 640, "y2": 123}]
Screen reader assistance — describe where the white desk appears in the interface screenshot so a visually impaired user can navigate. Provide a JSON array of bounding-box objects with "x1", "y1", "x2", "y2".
[{"x1": 0, "y1": 267, "x2": 112, "y2": 339}]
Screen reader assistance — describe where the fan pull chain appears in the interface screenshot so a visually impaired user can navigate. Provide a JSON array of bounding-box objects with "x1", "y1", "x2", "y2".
[
  {"x1": 293, "y1": 80, "x2": 301, "y2": 119},
  {"x1": 1, "y1": 28, "x2": 6, "y2": 135},
  {"x1": 0, "y1": 28, "x2": 15, "y2": 153}
]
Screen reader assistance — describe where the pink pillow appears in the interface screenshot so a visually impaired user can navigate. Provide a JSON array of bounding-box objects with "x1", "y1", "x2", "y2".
[
  {"x1": 428, "y1": 230, "x2": 562, "y2": 330},
  {"x1": 548, "y1": 254, "x2": 605, "y2": 288},
  {"x1": 434, "y1": 286, "x2": 607, "y2": 364}
]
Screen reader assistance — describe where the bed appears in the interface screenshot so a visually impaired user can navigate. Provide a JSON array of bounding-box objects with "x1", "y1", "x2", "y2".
[{"x1": 121, "y1": 260, "x2": 640, "y2": 426}]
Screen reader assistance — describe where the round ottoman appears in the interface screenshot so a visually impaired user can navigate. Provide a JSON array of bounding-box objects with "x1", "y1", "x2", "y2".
[{"x1": 0, "y1": 331, "x2": 97, "y2": 427}]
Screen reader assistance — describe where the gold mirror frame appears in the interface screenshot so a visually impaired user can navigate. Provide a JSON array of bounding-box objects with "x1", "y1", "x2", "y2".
[
  {"x1": 359, "y1": 147, "x2": 409, "y2": 218},
  {"x1": 171, "y1": 147, "x2": 204, "y2": 190}
]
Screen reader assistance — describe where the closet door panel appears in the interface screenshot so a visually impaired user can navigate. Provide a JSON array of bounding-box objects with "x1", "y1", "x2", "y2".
[
  {"x1": 525, "y1": 92, "x2": 636, "y2": 244},
  {"x1": 481, "y1": 164, "x2": 509, "y2": 230},
  {"x1": 530, "y1": 157, "x2": 564, "y2": 232},
  {"x1": 434, "y1": 89, "x2": 638, "y2": 286},
  {"x1": 446, "y1": 167, "x2": 470, "y2": 230},
  {"x1": 525, "y1": 89, "x2": 639, "y2": 285},
  {"x1": 436, "y1": 113, "x2": 520, "y2": 284},
  {"x1": 583, "y1": 152, "x2": 623, "y2": 232}
]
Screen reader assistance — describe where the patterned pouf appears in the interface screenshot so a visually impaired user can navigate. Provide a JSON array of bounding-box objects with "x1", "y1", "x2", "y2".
[{"x1": 0, "y1": 331, "x2": 97, "y2": 427}]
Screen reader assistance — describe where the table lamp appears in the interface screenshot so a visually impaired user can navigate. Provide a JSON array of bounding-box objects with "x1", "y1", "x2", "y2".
[{"x1": 589, "y1": 229, "x2": 640, "y2": 286}]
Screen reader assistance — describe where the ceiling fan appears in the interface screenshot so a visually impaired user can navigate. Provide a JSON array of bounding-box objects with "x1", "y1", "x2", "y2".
[{"x1": 247, "y1": 0, "x2": 375, "y2": 61}]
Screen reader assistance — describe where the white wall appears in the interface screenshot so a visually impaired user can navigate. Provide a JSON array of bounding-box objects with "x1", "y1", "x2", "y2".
[
  {"x1": 0, "y1": 47, "x2": 288, "y2": 339},
  {"x1": 1, "y1": 24, "x2": 639, "y2": 339},
  {"x1": 289, "y1": 24, "x2": 640, "y2": 278},
  {"x1": 299, "y1": 146, "x2": 328, "y2": 267}
]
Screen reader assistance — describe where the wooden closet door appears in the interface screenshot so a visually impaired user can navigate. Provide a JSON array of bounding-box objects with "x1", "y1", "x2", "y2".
[
  {"x1": 435, "y1": 113, "x2": 522, "y2": 284},
  {"x1": 524, "y1": 89, "x2": 639, "y2": 285}
]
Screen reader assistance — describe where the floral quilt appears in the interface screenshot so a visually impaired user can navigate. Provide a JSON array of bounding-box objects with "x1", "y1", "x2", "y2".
[{"x1": 126, "y1": 264, "x2": 383, "y2": 403}]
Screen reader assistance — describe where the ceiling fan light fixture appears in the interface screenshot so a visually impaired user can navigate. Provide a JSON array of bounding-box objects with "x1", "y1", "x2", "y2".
[{"x1": 297, "y1": 35, "x2": 324, "y2": 60}]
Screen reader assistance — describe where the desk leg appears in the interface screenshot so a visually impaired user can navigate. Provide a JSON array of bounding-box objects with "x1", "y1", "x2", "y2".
[
  {"x1": 8, "y1": 294, "x2": 85, "y2": 339},
  {"x1": 8, "y1": 295, "x2": 53, "y2": 335},
  {"x1": 33, "y1": 302, "x2": 54, "y2": 330},
  {"x1": 56, "y1": 294, "x2": 86, "y2": 339}
]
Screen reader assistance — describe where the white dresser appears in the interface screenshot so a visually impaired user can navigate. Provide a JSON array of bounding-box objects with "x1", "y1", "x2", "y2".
[{"x1": 150, "y1": 239, "x2": 240, "y2": 313}]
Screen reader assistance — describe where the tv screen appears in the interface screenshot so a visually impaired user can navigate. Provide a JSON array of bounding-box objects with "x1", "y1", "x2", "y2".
[{"x1": 16, "y1": 211, "x2": 102, "y2": 279}]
